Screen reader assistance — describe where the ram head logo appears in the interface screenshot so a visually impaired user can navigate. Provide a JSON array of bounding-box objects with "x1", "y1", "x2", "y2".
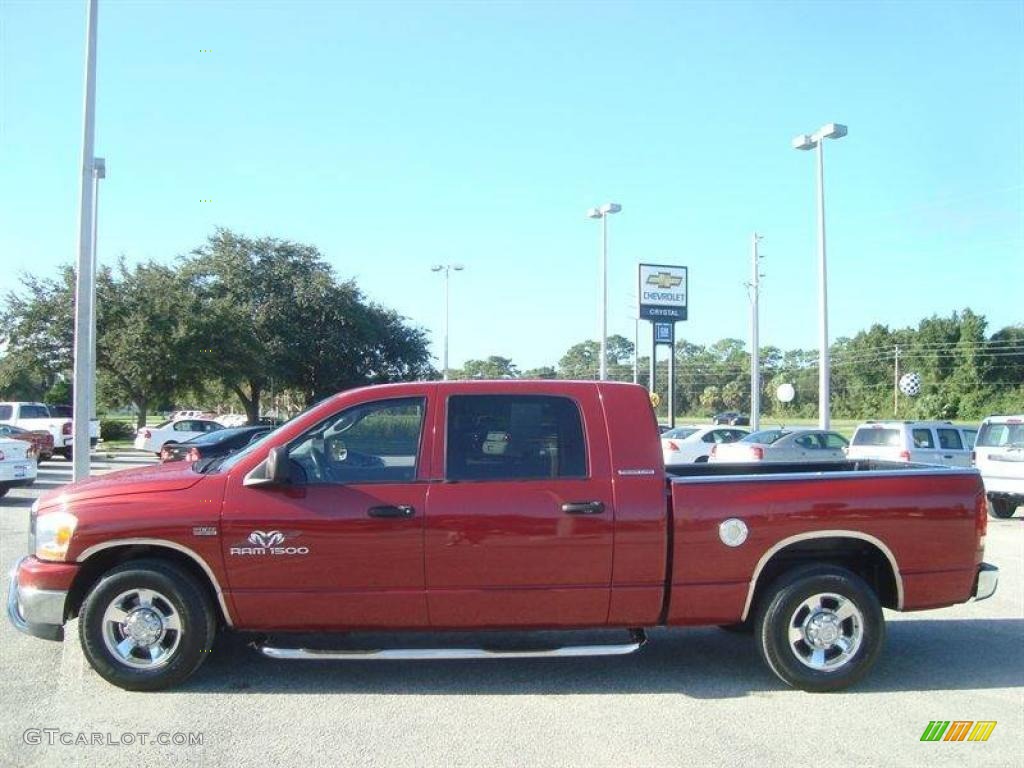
[{"x1": 248, "y1": 530, "x2": 285, "y2": 548}]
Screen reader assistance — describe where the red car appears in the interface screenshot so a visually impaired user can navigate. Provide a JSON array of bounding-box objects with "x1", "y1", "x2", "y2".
[
  {"x1": 0, "y1": 423, "x2": 54, "y2": 462},
  {"x1": 8, "y1": 381, "x2": 997, "y2": 692}
]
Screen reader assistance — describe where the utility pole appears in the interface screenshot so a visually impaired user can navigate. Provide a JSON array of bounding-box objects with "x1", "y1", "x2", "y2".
[
  {"x1": 893, "y1": 344, "x2": 900, "y2": 416},
  {"x1": 750, "y1": 233, "x2": 764, "y2": 431},
  {"x1": 72, "y1": 0, "x2": 99, "y2": 481}
]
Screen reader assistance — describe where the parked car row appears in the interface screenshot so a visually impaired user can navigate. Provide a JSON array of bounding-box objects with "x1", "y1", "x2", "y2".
[
  {"x1": 0, "y1": 436, "x2": 37, "y2": 497},
  {"x1": 0, "y1": 401, "x2": 99, "y2": 461}
]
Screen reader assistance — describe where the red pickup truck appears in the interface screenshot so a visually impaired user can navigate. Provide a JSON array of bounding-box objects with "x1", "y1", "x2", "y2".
[{"x1": 8, "y1": 381, "x2": 998, "y2": 692}]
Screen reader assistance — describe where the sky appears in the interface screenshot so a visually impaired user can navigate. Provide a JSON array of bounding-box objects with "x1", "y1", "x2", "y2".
[{"x1": 1, "y1": 0, "x2": 1022, "y2": 374}]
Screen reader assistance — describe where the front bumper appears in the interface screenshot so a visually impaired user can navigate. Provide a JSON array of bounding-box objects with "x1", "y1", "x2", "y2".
[
  {"x1": 973, "y1": 562, "x2": 999, "y2": 601},
  {"x1": 7, "y1": 557, "x2": 66, "y2": 641}
]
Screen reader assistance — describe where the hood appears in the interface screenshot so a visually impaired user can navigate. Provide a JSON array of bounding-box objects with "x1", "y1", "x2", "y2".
[{"x1": 36, "y1": 460, "x2": 206, "y2": 510}]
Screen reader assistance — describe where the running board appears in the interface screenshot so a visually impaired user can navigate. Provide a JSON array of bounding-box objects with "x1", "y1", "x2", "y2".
[{"x1": 254, "y1": 629, "x2": 647, "y2": 661}]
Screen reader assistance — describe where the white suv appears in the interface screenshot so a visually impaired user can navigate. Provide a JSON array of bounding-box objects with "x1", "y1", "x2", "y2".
[
  {"x1": 973, "y1": 415, "x2": 1023, "y2": 519},
  {"x1": 847, "y1": 420, "x2": 978, "y2": 467}
]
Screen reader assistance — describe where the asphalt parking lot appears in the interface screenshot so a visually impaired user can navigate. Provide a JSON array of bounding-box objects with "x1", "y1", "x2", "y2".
[{"x1": 1, "y1": 457, "x2": 1021, "y2": 768}]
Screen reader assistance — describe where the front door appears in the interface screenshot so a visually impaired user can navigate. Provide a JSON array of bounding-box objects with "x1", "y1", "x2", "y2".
[
  {"x1": 425, "y1": 391, "x2": 614, "y2": 628},
  {"x1": 221, "y1": 396, "x2": 431, "y2": 630}
]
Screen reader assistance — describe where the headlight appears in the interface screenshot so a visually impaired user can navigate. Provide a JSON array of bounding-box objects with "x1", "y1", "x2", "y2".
[{"x1": 35, "y1": 511, "x2": 77, "y2": 562}]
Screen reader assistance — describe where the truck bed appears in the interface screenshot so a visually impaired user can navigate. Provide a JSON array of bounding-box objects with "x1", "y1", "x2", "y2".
[{"x1": 663, "y1": 459, "x2": 985, "y2": 627}]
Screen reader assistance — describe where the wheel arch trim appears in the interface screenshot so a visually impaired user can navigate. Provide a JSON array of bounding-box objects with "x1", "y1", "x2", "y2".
[
  {"x1": 740, "y1": 529, "x2": 903, "y2": 621},
  {"x1": 76, "y1": 538, "x2": 234, "y2": 626}
]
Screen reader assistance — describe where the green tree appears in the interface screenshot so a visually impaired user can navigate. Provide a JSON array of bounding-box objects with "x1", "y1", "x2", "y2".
[{"x1": 453, "y1": 356, "x2": 520, "y2": 380}]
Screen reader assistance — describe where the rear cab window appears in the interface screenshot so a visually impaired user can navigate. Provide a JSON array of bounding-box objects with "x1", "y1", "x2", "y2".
[
  {"x1": 977, "y1": 422, "x2": 1024, "y2": 448},
  {"x1": 852, "y1": 428, "x2": 900, "y2": 447},
  {"x1": 445, "y1": 395, "x2": 587, "y2": 481}
]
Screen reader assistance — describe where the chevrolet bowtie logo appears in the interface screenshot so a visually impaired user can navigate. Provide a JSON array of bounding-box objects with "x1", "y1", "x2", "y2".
[{"x1": 646, "y1": 272, "x2": 683, "y2": 289}]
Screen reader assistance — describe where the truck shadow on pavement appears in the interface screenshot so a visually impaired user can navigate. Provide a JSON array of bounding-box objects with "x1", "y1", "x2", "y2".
[{"x1": 183, "y1": 618, "x2": 1024, "y2": 699}]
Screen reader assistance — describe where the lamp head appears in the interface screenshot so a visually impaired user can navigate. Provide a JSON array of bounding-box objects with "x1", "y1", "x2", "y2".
[
  {"x1": 791, "y1": 134, "x2": 816, "y2": 151},
  {"x1": 599, "y1": 202, "x2": 622, "y2": 215},
  {"x1": 586, "y1": 207, "x2": 603, "y2": 219},
  {"x1": 818, "y1": 123, "x2": 848, "y2": 140}
]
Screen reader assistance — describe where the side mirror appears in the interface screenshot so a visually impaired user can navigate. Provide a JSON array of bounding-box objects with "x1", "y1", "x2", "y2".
[
  {"x1": 243, "y1": 446, "x2": 291, "y2": 487},
  {"x1": 266, "y1": 446, "x2": 290, "y2": 484}
]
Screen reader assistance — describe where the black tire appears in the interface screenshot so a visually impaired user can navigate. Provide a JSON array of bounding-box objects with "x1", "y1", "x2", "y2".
[
  {"x1": 57, "y1": 448, "x2": 72, "y2": 461},
  {"x1": 988, "y1": 497, "x2": 1016, "y2": 519},
  {"x1": 0, "y1": 486, "x2": 8, "y2": 498},
  {"x1": 695, "y1": 456, "x2": 710, "y2": 463},
  {"x1": 755, "y1": 564, "x2": 884, "y2": 692},
  {"x1": 79, "y1": 559, "x2": 217, "y2": 691}
]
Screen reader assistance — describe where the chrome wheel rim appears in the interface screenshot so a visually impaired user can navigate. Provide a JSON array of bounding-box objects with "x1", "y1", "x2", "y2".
[
  {"x1": 101, "y1": 588, "x2": 182, "y2": 669},
  {"x1": 787, "y1": 592, "x2": 863, "y2": 671}
]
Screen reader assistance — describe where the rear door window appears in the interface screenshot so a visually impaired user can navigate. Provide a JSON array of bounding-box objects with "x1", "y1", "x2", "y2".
[
  {"x1": 21, "y1": 405, "x2": 50, "y2": 419},
  {"x1": 936, "y1": 428, "x2": 963, "y2": 450},
  {"x1": 911, "y1": 429, "x2": 934, "y2": 449},
  {"x1": 794, "y1": 434, "x2": 820, "y2": 449},
  {"x1": 0, "y1": 405, "x2": 12, "y2": 420},
  {"x1": 446, "y1": 395, "x2": 586, "y2": 481}
]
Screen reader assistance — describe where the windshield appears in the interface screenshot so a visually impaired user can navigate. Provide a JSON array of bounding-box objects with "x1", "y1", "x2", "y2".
[
  {"x1": 183, "y1": 427, "x2": 257, "y2": 446},
  {"x1": 976, "y1": 422, "x2": 1024, "y2": 448},
  {"x1": 663, "y1": 428, "x2": 698, "y2": 440},
  {"x1": 742, "y1": 430, "x2": 788, "y2": 444}
]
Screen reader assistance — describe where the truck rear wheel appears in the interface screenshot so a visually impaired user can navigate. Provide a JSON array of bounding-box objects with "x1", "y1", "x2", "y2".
[
  {"x1": 988, "y1": 497, "x2": 1016, "y2": 519},
  {"x1": 755, "y1": 564, "x2": 884, "y2": 692},
  {"x1": 79, "y1": 559, "x2": 216, "y2": 691}
]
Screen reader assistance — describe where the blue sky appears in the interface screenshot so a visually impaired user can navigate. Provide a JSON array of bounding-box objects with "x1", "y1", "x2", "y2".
[{"x1": 2, "y1": 0, "x2": 1021, "y2": 372}]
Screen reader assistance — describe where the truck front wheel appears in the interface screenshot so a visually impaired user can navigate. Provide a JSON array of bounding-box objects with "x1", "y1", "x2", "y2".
[
  {"x1": 79, "y1": 559, "x2": 217, "y2": 691},
  {"x1": 755, "y1": 565, "x2": 884, "y2": 693}
]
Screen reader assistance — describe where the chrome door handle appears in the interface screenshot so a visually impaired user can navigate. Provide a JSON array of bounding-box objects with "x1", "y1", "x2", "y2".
[
  {"x1": 561, "y1": 501, "x2": 605, "y2": 515},
  {"x1": 368, "y1": 505, "x2": 415, "y2": 518}
]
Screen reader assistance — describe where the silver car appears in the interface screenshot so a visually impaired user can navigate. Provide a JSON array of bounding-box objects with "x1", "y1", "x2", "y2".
[{"x1": 709, "y1": 428, "x2": 849, "y2": 463}]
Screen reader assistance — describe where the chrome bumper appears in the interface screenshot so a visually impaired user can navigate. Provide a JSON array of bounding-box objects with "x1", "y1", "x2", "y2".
[
  {"x1": 973, "y1": 562, "x2": 999, "y2": 602},
  {"x1": 7, "y1": 557, "x2": 66, "y2": 641}
]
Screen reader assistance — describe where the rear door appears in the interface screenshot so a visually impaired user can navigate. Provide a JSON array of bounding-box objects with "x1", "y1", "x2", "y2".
[
  {"x1": 424, "y1": 389, "x2": 614, "y2": 627},
  {"x1": 936, "y1": 427, "x2": 969, "y2": 467},
  {"x1": 909, "y1": 427, "x2": 943, "y2": 465}
]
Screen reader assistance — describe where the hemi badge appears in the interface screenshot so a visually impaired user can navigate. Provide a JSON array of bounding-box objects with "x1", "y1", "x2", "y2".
[
  {"x1": 192, "y1": 526, "x2": 218, "y2": 537},
  {"x1": 618, "y1": 469, "x2": 656, "y2": 476}
]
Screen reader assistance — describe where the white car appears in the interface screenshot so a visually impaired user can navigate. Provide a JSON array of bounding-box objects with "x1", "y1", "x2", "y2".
[
  {"x1": 847, "y1": 420, "x2": 977, "y2": 467},
  {"x1": 0, "y1": 437, "x2": 37, "y2": 498},
  {"x1": 973, "y1": 415, "x2": 1023, "y2": 519},
  {"x1": 661, "y1": 425, "x2": 749, "y2": 466},
  {"x1": 134, "y1": 419, "x2": 224, "y2": 454},
  {"x1": 709, "y1": 428, "x2": 849, "y2": 463}
]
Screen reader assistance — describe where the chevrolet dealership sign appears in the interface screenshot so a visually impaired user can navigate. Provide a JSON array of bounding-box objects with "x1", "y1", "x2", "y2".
[{"x1": 638, "y1": 264, "x2": 688, "y2": 321}]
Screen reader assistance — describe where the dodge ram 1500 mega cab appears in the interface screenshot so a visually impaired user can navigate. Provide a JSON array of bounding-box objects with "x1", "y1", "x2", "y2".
[{"x1": 8, "y1": 381, "x2": 998, "y2": 692}]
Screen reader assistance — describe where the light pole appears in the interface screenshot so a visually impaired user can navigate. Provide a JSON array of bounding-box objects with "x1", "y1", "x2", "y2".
[
  {"x1": 586, "y1": 202, "x2": 622, "y2": 380},
  {"x1": 792, "y1": 123, "x2": 847, "y2": 430},
  {"x1": 88, "y1": 157, "x2": 106, "y2": 422},
  {"x1": 72, "y1": 0, "x2": 99, "y2": 481},
  {"x1": 431, "y1": 264, "x2": 464, "y2": 380},
  {"x1": 749, "y1": 233, "x2": 763, "y2": 431}
]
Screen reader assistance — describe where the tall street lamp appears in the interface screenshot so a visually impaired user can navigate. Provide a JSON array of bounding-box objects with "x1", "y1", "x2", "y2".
[
  {"x1": 792, "y1": 122, "x2": 847, "y2": 430},
  {"x1": 431, "y1": 264, "x2": 464, "y2": 380},
  {"x1": 586, "y1": 202, "x2": 622, "y2": 380}
]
